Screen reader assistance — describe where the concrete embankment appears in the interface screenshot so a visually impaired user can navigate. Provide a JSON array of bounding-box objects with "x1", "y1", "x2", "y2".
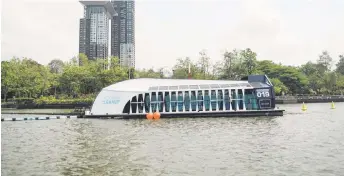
[{"x1": 276, "y1": 95, "x2": 344, "y2": 104}]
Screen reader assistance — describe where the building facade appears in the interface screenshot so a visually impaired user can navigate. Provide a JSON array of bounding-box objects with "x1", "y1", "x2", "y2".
[
  {"x1": 79, "y1": 1, "x2": 116, "y2": 60},
  {"x1": 111, "y1": 0, "x2": 135, "y2": 68}
]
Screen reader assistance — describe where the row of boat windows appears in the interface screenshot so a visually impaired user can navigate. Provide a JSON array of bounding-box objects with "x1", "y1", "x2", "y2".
[{"x1": 123, "y1": 89, "x2": 259, "y2": 114}]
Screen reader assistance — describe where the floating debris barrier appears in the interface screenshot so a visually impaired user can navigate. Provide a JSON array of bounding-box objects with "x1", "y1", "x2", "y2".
[{"x1": 1, "y1": 115, "x2": 78, "y2": 122}]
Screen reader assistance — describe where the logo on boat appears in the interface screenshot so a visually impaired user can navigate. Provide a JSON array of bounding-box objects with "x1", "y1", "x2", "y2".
[{"x1": 102, "y1": 96, "x2": 120, "y2": 104}]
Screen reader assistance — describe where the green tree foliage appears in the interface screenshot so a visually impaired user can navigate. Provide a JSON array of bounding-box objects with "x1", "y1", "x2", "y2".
[
  {"x1": 270, "y1": 78, "x2": 289, "y2": 95},
  {"x1": 336, "y1": 54, "x2": 344, "y2": 75},
  {"x1": 48, "y1": 59, "x2": 65, "y2": 74},
  {"x1": 78, "y1": 53, "x2": 89, "y2": 66},
  {"x1": 317, "y1": 50, "x2": 333, "y2": 74},
  {"x1": 241, "y1": 48, "x2": 258, "y2": 75},
  {"x1": 2, "y1": 49, "x2": 344, "y2": 101}
]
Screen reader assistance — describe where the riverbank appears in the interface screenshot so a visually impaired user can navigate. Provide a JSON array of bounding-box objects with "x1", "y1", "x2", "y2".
[{"x1": 275, "y1": 95, "x2": 344, "y2": 104}]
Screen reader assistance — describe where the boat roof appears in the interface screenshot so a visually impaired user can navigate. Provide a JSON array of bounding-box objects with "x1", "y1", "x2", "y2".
[{"x1": 103, "y1": 78, "x2": 261, "y2": 92}]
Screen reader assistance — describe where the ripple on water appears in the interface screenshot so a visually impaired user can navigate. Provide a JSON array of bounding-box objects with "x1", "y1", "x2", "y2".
[{"x1": 2, "y1": 103, "x2": 344, "y2": 176}]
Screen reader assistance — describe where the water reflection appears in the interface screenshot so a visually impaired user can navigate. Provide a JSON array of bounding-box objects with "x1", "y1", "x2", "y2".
[{"x1": 59, "y1": 119, "x2": 148, "y2": 176}]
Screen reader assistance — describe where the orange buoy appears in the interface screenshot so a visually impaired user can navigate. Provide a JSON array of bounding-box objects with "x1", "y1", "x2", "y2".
[
  {"x1": 153, "y1": 112, "x2": 161, "y2": 120},
  {"x1": 146, "y1": 113, "x2": 153, "y2": 120}
]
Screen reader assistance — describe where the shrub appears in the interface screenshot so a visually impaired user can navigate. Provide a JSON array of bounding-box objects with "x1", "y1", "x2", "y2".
[{"x1": 34, "y1": 96, "x2": 94, "y2": 104}]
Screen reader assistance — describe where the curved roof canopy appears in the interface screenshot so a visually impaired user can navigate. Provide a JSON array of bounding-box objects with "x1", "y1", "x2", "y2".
[{"x1": 103, "y1": 78, "x2": 253, "y2": 92}]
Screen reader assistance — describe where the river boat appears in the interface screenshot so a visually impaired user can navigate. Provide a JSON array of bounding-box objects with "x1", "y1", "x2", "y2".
[{"x1": 85, "y1": 75, "x2": 284, "y2": 119}]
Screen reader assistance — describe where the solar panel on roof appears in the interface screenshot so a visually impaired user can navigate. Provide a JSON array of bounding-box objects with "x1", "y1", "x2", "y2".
[
  {"x1": 238, "y1": 83, "x2": 250, "y2": 87},
  {"x1": 169, "y1": 86, "x2": 179, "y2": 90},
  {"x1": 228, "y1": 84, "x2": 239, "y2": 87},
  {"x1": 149, "y1": 86, "x2": 159, "y2": 90},
  {"x1": 159, "y1": 86, "x2": 169, "y2": 90},
  {"x1": 199, "y1": 85, "x2": 210, "y2": 89},
  {"x1": 189, "y1": 85, "x2": 199, "y2": 89},
  {"x1": 179, "y1": 85, "x2": 189, "y2": 89},
  {"x1": 219, "y1": 84, "x2": 230, "y2": 88},
  {"x1": 210, "y1": 84, "x2": 220, "y2": 88}
]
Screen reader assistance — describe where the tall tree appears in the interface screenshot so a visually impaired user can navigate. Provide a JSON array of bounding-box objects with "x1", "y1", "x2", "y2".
[
  {"x1": 219, "y1": 50, "x2": 239, "y2": 79},
  {"x1": 78, "y1": 53, "x2": 89, "y2": 66},
  {"x1": 198, "y1": 50, "x2": 211, "y2": 79},
  {"x1": 48, "y1": 59, "x2": 64, "y2": 74},
  {"x1": 172, "y1": 57, "x2": 193, "y2": 79},
  {"x1": 317, "y1": 51, "x2": 333, "y2": 73},
  {"x1": 241, "y1": 48, "x2": 258, "y2": 75},
  {"x1": 300, "y1": 61, "x2": 323, "y2": 93},
  {"x1": 336, "y1": 54, "x2": 344, "y2": 75},
  {"x1": 1, "y1": 59, "x2": 20, "y2": 100}
]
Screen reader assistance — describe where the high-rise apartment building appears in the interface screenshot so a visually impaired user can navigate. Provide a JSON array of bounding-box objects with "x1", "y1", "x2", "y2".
[
  {"x1": 79, "y1": 1, "x2": 116, "y2": 60},
  {"x1": 111, "y1": 0, "x2": 135, "y2": 68}
]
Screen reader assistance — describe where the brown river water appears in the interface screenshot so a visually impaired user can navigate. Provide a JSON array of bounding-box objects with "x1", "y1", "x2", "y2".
[{"x1": 2, "y1": 103, "x2": 344, "y2": 176}]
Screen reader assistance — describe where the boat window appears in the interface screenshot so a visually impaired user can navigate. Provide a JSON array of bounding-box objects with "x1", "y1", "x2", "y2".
[
  {"x1": 190, "y1": 91, "x2": 197, "y2": 111},
  {"x1": 218, "y1": 90, "x2": 223, "y2": 111},
  {"x1": 204, "y1": 90, "x2": 210, "y2": 111},
  {"x1": 197, "y1": 90, "x2": 203, "y2": 111},
  {"x1": 171, "y1": 91, "x2": 177, "y2": 112},
  {"x1": 177, "y1": 91, "x2": 183, "y2": 112},
  {"x1": 210, "y1": 90, "x2": 217, "y2": 111},
  {"x1": 238, "y1": 89, "x2": 244, "y2": 110},
  {"x1": 158, "y1": 92, "x2": 163, "y2": 112},
  {"x1": 184, "y1": 91, "x2": 190, "y2": 111},
  {"x1": 138, "y1": 94, "x2": 143, "y2": 113},
  {"x1": 144, "y1": 93, "x2": 150, "y2": 112},
  {"x1": 122, "y1": 100, "x2": 130, "y2": 114},
  {"x1": 151, "y1": 92, "x2": 157, "y2": 112},
  {"x1": 244, "y1": 89, "x2": 257, "y2": 110},
  {"x1": 231, "y1": 90, "x2": 237, "y2": 110},
  {"x1": 131, "y1": 95, "x2": 137, "y2": 113},
  {"x1": 224, "y1": 89, "x2": 230, "y2": 110},
  {"x1": 164, "y1": 92, "x2": 170, "y2": 112}
]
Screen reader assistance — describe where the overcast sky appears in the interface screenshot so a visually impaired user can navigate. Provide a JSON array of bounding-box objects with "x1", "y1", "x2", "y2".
[{"x1": 1, "y1": 0, "x2": 344, "y2": 70}]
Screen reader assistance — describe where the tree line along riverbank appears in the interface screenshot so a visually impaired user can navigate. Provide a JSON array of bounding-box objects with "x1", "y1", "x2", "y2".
[{"x1": 2, "y1": 49, "x2": 344, "y2": 103}]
